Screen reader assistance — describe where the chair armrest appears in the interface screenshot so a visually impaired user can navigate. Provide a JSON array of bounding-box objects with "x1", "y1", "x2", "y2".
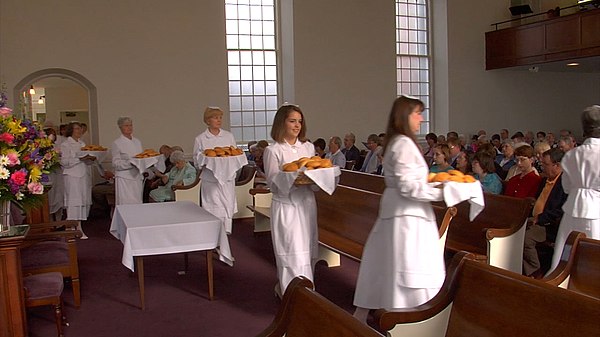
[
  {"x1": 250, "y1": 188, "x2": 271, "y2": 195},
  {"x1": 172, "y1": 169, "x2": 202, "y2": 191},
  {"x1": 542, "y1": 231, "x2": 586, "y2": 286}
]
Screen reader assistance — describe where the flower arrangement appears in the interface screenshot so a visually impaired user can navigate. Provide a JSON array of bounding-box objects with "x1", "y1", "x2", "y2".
[{"x1": 0, "y1": 88, "x2": 60, "y2": 210}]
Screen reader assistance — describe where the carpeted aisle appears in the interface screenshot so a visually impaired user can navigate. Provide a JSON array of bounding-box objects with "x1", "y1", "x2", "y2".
[{"x1": 26, "y1": 213, "x2": 360, "y2": 337}]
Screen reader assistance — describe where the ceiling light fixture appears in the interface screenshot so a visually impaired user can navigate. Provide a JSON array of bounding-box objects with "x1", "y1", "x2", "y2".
[
  {"x1": 38, "y1": 95, "x2": 45, "y2": 105},
  {"x1": 29, "y1": 85, "x2": 36, "y2": 95},
  {"x1": 567, "y1": 62, "x2": 580, "y2": 66}
]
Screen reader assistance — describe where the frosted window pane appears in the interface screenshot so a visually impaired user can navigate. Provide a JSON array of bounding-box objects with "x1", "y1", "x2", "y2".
[
  {"x1": 250, "y1": 5, "x2": 262, "y2": 19},
  {"x1": 228, "y1": 51, "x2": 240, "y2": 65},
  {"x1": 242, "y1": 81, "x2": 253, "y2": 95},
  {"x1": 240, "y1": 51, "x2": 253, "y2": 65},
  {"x1": 243, "y1": 111, "x2": 254, "y2": 125},
  {"x1": 228, "y1": 66, "x2": 240, "y2": 80},
  {"x1": 253, "y1": 66, "x2": 265, "y2": 80},
  {"x1": 225, "y1": 5, "x2": 238, "y2": 19},
  {"x1": 265, "y1": 81, "x2": 277, "y2": 95},
  {"x1": 226, "y1": 20, "x2": 238, "y2": 34},
  {"x1": 402, "y1": 83, "x2": 411, "y2": 93},
  {"x1": 256, "y1": 127, "x2": 267, "y2": 141},
  {"x1": 231, "y1": 127, "x2": 242, "y2": 141},
  {"x1": 238, "y1": 5, "x2": 250, "y2": 20},
  {"x1": 238, "y1": 20, "x2": 250, "y2": 34},
  {"x1": 239, "y1": 35, "x2": 251, "y2": 49},
  {"x1": 229, "y1": 81, "x2": 241, "y2": 95},
  {"x1": 401, "y1": 70, "x2": 410, "y2": 81},
  {"x1": 242, "y1": 97, "x2": 254, "y2": 110},
  {"x1": 263, "y1": 21, "x2": 275, "y2": 35},
  {"x1": 255, "y1": 97, "x2": 266, "y2": 110},
  {"x1": 252, "y1": 51, "x2": 264, "y2": 64},
  {"x1": 226, "y1": 35, "x2": 239, "y2": 49},
  {"x1": 409, "y1": 17, "x2": 417, "y2": 29},
  {"x1": 243, "y1": 127, "x2": 255, "y2": 140},
  {"x1": 254, "y1": 81, "x2": 265, "y2": 95},
  {"x1": 230, "y1": 111, "x2": 242, "y2": 126},
  {"x1": 264, "y1": 51, "x2": 276, "y2": 65},
  {"x1": 409, "y1": 44, "x2": 418, "y2": 55},
  {"x1": 417, "y1": 5, "x2": 426, "y2": 16},
  {"x1": 262, "y1": 6, "x2": 274, "y2": 20},
  {"x1": 409, "y1": 31, "x2": 417, "y2": 43},
  {"x1": 411, "y1": 83, "x2": 420, "y2": 95},
  {"x1": 411, "y1": 70, "x2": 419, "y2": 82},
  {"x1": 250, "y1": 0, "x2": 261, "y2": 5},
  {"x1": 408, "y1": 4, "x2": 416, "y2": 16},
  {"x1": 398, "y1": 3, "x2": 407, "y2": 15},
  {"x1": 267, "y1": 110, "x2": 276, "y2": 124},
  {"x1": 399, "y1": 30, "x2": 408, "y2": 42},
  {"x1": 230, "y1": 96, "x2": 242, "y2": 111},
  {"x1": 251, "y1": 21, "x2": 263, "y2": 35},
  {"x1": 255, "y1": 110, "x2": 266, "y2": 124},
  {"x1": 421, "y1": 83, "x2": 428, "y2": 94},
  {"x1": 263, "y1": 37, "x2": 275, "y2": 50},
  {"x1": 417, "y1": 31, "x2": 426, "y2": 43},
  {"x1": 251, "y1": 35, "x2": 263, "y2": 49},
  {"x1": 400, "y1": 43, "x2": 409, "y2": 54},
  {"x1": 421, "y1": 70, "x2": 429, "y2": 82},
  {"x1": 401, "y1": 56, "x2": 410, "y2": 68},
  {"x1": 266, "y1": 96, "x2": 278, "y2": 110},
  {"x1": 240, "y1": 66, "x2": 253, "y2": 80},
  {"x1": 417, "y1": 18, "x2": 426, "y2": 30},
  {"x1": 265, "y1": 66, "x2": 277, "y2": 80}
]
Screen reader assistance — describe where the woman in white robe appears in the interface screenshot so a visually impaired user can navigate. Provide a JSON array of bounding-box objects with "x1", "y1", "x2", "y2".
[
  {"x1": 111, "y1": 117, "x2": 143, "y2": 205},
  {"x1": 550, "y1": 105, "x2": 600, "y2": 271},
  {"x1": 353, "y1": 96, "x2": 445, "y2": 322},
  {"x1": 45, "y1": 127, "x2": 64, "y2": 220},
  {"x1": 60, "y1": 122, "x2": 95, "y2": 239},
  {"x1": 263, "y1": 104, "x2": 318, "y2": 296},
  {"x1": 193, "y1": 107, "x2": 238, "y2": 234}
]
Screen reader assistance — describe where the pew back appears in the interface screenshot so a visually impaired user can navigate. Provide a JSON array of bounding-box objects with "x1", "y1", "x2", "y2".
[{"x1": 338, "y1": 169, "x2": 385, "y2": 194}]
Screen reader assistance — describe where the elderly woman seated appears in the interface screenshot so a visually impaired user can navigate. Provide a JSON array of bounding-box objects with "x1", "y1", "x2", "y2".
[{"x1": 149, "y1": 150, "x2": 197, "y2": 202}]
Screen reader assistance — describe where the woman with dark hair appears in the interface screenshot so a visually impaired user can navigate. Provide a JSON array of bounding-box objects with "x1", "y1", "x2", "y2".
[
  {"x1": 550, "y1": 105, "x2": 600, "y2": 270},
  {"x1": 61, "y1": 122, "x2": 96, "y2": 239},
  {"x1": 503, "y1": 145, "x2": 541, "y2": 198},
  {"x1": 422, "y1": 132, "x2": 437, "y2": 166},
  {"x1": 353, "y1": 96, "x2": 445, "y2": 322},
  {"x1": 263, "y1": 104, "x2": 317, "y2": 296},
  {"x1": 472, "y1": 152, "x2": 503, "y2": 194}
]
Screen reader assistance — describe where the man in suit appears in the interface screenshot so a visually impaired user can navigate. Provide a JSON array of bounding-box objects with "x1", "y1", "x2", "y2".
[
  {"x1": 522, "y1": 147, "x2": 568, "y2": 278},
  {"x1": 341, "y1": 132, "x2": 361, "y2": 164}
]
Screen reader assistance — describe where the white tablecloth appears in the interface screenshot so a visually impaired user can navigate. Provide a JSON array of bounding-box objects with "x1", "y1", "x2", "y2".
[
  {"x1": 109, "y1": 201, "x2": 223, "y2": 271},
  {"x1": 130, "y1": 155, "x2": 166, "y2": 174},
  {"x1": 197, "y1": 154, "x2": 248, "y2": 183},
  {"x1": 77, "y1": 150, "x2": 109, "y2": 162}
]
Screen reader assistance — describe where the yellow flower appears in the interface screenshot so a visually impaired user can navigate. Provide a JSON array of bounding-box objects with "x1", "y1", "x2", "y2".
[
  {"x1": 29, "y1": 166, "x2": 42, "y2": 183},
  {"x1": 7, "y1": 120, "x2": 26, "y2": 135}
]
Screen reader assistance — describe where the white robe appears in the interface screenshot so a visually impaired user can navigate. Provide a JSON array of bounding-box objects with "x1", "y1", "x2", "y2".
[
  {"x1": 60, "y1": 137, "x2": 92, "y2": 221},
  {"x1": 264, "y1": 140, "x2": 318, "y2": 293},
  {"x1": 111, "y1": 135, "x2": 143, "y2": 205},
  {"x1": 353, "y1": 135, "x2": 444, "y2": 310},
  {"x1": 193, "y1": 128, "x2": 238, "y2": 234},
  {"x1": 550, "y1": 137, "x2": 600, "y2": 270}
]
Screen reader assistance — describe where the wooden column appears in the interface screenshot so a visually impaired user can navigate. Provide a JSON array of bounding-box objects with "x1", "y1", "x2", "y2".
[{"x1": 0, "y1": 225, "x2": 29, "y2": 337}]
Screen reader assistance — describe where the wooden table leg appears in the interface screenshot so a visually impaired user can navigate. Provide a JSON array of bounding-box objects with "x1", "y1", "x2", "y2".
[
  {"x1": 206, "y1": 250, "x2": 214, "y2": 300},
  {"x1": 135, "y1": 256, "x2": 145, "y2": 310}
]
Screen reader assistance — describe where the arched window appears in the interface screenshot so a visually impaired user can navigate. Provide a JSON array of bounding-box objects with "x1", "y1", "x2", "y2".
[
  {"x1": 396, "y1": 0, "x2": 431, "y2": 134},
  {"x1": 225, "y1": 0, "x2": 278, "y2": 142}
]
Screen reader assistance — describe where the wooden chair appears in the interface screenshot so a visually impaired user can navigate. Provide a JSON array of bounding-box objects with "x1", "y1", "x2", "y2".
[
  {"x1": 432, "y1": 205, "x2": 457, "y2": 251},
  {"x1": 172, "y1": 168, "x2": 202, "y2": 205},
  {"x1": 20, "y1": 220, "x2": 82, "y2": 308},
  {"x1": 543, "y1": 231, "x2": 600, "y2": 298},
  {"x1": 23, "y1": 272, "x2": 68, "y2": 337},
  {"x1": 375, "y1": 251, "x2": 600, "y2": 337},
  {"x1": 233, "y1": 165, "x2": 257, "y2": 219},
  {"x1": 256, "y1": 276, "x2": 384, "y2": 337}
]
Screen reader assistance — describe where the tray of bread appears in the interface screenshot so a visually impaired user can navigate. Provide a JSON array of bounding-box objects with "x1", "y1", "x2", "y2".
[
  {"x1": 282, "y1": 156, "x2": 333, "y2": 185},
  {"x1": 428, "y1": 170, "x2": 476, "y2": 185},
  {"x1": 203, "y1": 146, "x2": 244, "y2": 157},
  {"x1": 134, "y1": 149, "x2": 161, "y2": 158},
  {"x1": 81, "y1": 145, "x2": 108, "y2": 151}
]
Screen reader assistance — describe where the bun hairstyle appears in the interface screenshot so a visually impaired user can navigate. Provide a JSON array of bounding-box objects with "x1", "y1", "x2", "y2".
[{"x1": 204, "y1": 107, "x2": 223, "y2": 124}]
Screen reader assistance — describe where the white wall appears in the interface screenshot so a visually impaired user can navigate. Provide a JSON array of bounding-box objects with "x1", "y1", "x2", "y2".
[{"x1": 1, "y1": 0, "x2": 598, "y2": 151}]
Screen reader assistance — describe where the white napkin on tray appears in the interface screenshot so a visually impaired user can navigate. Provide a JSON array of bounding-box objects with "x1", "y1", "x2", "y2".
[{"x1": 442, "y1": 181, "x2": 485, "y2": 221}]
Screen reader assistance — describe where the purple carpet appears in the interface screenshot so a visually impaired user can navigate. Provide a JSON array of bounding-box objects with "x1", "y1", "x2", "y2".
[{"x1": 26, "y1": 212, "x2": 361, "y2": 336}]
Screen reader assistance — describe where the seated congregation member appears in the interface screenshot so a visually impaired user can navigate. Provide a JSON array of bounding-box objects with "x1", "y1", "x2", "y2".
[
  {"x1": 454, "y1": 148, "x2": 472, "y2": 174},
  {"x1": 325, "y1": 136, "x2": 346, "y2": 168},
  {"x1": 491, "y1": 133, "x2": 502, "y2": 155},
  {"x1": 429, "y1": 144, "x2": 454, "y2": 173},
  {"x1": 313, "y1": 138, "x2": 327, "y2": 158},
  {"x1": 342, "y1": 132, "x2": 361, "y2": 163},
  {"x1": 143, "y1": 144, "x2": 174, "y2": 203},
  {"x1": 193, "y1": 106, "x2": 238, "y2": 235},
  {"x1": 61, "y1": 122, "x2": 96, "y2": 239},
  {"x1": 495, "y1": 139, "x2": 516, "y2": 180},
  {"x1": 359, "y1": 134, "x2": 382, "y2": 174},
  {"x1": 551, "y1": 105, "x2": 600, "y2": 271},
  {"x1": 536, "y1": 131, "x2": 547, "y2": 144},
  {"x1": 546, "y1": 132, "x2": 557, "y2": 148},
  {"x1": 353, "y1": 96, "x2": 444, "y2": 323},
  {"x1": 149, "y1": 151, "x2": 197, "y2": 202},
  {"x1": 523, "y1": 148, "x2": 567, "y2": 278},
  {"x1": 533, "y1": 141, "x2": 551, "y2": 177},
  {"x1": 422, "y1": 132, "x2": 437, "y2": 166},
  {"x1": 446, "y1": 136, "x2": 461, "y2": 168},
  {"x1": 503, "y1": 145, "x2": 542, "y2": 199},
  {"x1": 111, "y1": 117, "x2": 144, "y2": 205},
  {"x1": 505, "y1": 143, "x2": 538, "y2": 181},
  {"x1": 472, "y1": 152, "x2": 503, "y2": 194},
  {"x1": 557, "y1": 136, "x2": 576, "y2": 153}
]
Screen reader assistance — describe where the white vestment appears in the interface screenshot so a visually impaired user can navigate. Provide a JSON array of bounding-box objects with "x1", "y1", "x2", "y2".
[
  {"x1": 111, "y1": 135, "x2": 143, "y2": 205},
  {"x1": 264, "y1": 140, "x2": 318, "y2": 293},
  {"x1": 550, "y1": 137, "x2": 600, "y2": 270},
  {"x1": 353, "y1": 135, "x2": 444, "y2": 310},
  {"x1": 193, "y1": 128, "x2": 238, "y2": 234},
  {"x1": 60, "y1": 137, "x2": 92, "y2": 220}
]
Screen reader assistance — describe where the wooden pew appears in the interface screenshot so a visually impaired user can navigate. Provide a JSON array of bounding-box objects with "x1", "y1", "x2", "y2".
[
  {"x1": 256, "y1": 276, "x2": 384, "y2": 337},
  {"x1": 374, "y1": 251, "x2": 600, "y2": 337},
  {"x1": 434, "y1": 193, "x2": 533, "y2": 273},
  {"x1": 337, "y1": 169, "x2": 385, "y2": 194},
  {"x1": 543, "y1": 231, "x2": 600, "y2": 298},
  {"x1": 247, "y1": 188, "x2": 272, "y2": 233}
]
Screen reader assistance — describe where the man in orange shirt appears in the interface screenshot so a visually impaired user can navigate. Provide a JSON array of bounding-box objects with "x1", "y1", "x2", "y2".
[{"x1": 522, "y1": 148, "x2": 568, "y2": 278}]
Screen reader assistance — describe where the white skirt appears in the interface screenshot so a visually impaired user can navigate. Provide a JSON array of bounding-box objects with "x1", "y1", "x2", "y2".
[
  {"x1": 63, "y1": 174, "x2": 92, "y2": 221},
  {"x1": 353, "y1": 215, "x2": 445, "y2": 310},
  {"x1": 115, "y1": 176, "x2": 143, "y2": 205}
]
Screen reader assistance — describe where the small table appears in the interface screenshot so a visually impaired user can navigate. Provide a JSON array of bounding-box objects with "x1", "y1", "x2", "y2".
[{"x1": 109, "y1": 201, "x2": 221, "y2": 309}]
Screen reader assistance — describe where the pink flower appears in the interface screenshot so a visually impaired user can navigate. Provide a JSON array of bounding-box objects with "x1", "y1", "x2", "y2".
[
  {"x1": 6, "y1": 152, "x2": 20, "y2": 166},
  {"x1": 0, "y1": 107, "x2": 12, "y2": 117},
  {"x1": 27, "y1": 182, "x2": 44, "y2": 195},
  {"x1": 10, "y1": 170, "x2": 27, "y2": 186},
  {"x1": 0, "y1": 132, "x2": 14, "y2": 144}
]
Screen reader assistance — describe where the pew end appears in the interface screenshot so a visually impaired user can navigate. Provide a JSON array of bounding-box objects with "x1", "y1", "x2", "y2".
[{"x1": 247, "y1": 188, "x2": 272, "y2": 233}]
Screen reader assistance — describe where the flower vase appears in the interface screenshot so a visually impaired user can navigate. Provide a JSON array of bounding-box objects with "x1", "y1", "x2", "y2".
[{"x1": 0, "y1": 200, "x2": 10, "y2": 234}]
